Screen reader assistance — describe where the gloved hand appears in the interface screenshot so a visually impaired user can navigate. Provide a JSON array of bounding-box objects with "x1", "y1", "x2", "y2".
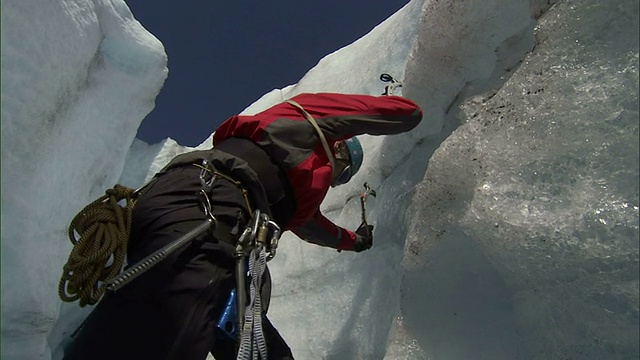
[{"x1": 354, "y1": 222, "x2": 374, "y2": 252}]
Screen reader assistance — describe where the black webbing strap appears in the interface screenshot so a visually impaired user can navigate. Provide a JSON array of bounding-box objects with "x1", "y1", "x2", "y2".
[{"x1": 214, "y1": 137, "x2": 296, "y2": 226}]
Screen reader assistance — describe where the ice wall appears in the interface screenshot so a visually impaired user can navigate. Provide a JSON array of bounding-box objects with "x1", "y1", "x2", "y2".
[
  {"x1": 402, "y1": 0, "x2": 639, "y2": 358},
  {"x1": 0, "y1": 1, "x2": 167, "y2": 359}
]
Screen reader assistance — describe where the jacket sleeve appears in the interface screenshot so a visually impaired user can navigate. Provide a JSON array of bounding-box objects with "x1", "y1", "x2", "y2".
[
  {"x1": 290, "y1": 210, "x2": 358, "y2": 251},
  {"x1": 287, "y1": 92, "x2": 423, "y2": 140}
]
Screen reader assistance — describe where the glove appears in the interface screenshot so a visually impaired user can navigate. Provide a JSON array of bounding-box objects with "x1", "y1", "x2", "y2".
[{"x1": 354, "y1": 223, "x2": 374, "y2": 252}]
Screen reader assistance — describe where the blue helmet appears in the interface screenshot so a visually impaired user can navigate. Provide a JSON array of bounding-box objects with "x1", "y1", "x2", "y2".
[
  {"x1": 334, "y1": 137, "x2": 363, "y2": 186},
  {"x1": 345, "y1": 137, "x2": 363, "y2": 175}
]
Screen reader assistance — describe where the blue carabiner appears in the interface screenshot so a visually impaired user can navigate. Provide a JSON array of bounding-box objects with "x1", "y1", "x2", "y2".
[{"x1": 216, "y1": 289, "x2": 238, "y2": 340}]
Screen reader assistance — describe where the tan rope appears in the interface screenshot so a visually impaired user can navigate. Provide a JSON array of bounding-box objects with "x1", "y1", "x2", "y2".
[
  {"x1": 286, "y1": 100, "x2": 338, "y2": 178},
  {"x1": 59, "y1": 184, "x2": 136, "y2": 307}
]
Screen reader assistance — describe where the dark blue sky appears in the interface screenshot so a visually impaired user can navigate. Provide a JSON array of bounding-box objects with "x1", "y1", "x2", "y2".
[{"x1": 127, "y1": 1, "x2": 408, "y2": 146}]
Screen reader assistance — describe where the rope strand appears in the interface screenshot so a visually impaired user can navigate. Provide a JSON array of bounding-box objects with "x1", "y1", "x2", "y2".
[{"x1": 58, "y1": 184, "x2": 136, "y2": 307}]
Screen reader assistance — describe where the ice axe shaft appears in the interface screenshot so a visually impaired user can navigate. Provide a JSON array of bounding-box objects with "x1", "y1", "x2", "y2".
[{"x1": 360, "y1": 182, "x2": 377, "y2": 228}]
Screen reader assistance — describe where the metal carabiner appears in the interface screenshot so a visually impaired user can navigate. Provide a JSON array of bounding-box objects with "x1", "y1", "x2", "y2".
[
  {"x1": 266, "y1": 219, "x2": 281, "y2": 262},
  {"x1": 199, "y1": 159, "x2": 216, "y2": 193},
  {"x1": 236, "y1": 226, "x2": 254, "y2": 249},
  {"x1": 197, "y1": 159, "x2": 220, "y2": 221},
  {"x1": 250, "y1": 209, "x2": 262, "y2": 238}
]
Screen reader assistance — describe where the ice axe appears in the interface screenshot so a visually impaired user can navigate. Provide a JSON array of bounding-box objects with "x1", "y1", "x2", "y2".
[
  {"x1": 344, "y1": 182, "x2": 377, "y2": 225},
  {"x1": 359, "y1": 182, "x2": 377, "y2": 235},
  {"x1": 380, "y1": 73, "x2": 403, "y2": 95},
  {"x1": 337, "y1": 183, "x2": 377, "y2": 253}
]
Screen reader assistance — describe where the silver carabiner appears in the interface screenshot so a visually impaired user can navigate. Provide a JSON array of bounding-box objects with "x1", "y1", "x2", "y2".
[
  {"x1": 197, "y1": 159, "x2": 218, "y2": 221},
  {"x1": 199, "y1": 159, "x2": 216, "y2": 193},
  {"x1": 266, "y1": 219, "x2": 281, "y2": 262}
]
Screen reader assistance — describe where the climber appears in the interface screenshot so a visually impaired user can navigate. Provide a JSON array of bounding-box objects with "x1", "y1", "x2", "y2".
[{"x1": 63, "y1": 92, "x2": 422, "y2": 360}]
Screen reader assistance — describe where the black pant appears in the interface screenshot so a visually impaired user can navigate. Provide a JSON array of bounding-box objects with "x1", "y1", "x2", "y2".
[{"x1": 64, "y1": 166, "x2": 293, "y2": 360}]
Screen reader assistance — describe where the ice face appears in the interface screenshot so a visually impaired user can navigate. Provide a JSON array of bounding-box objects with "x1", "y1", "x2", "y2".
[
  {"x1": 1, "y1": 1, "x2": 167, "y2": 359},
  {"x1": 1, "y1": 0, "x2": 638, "y2": 359},
  {"x1": 401, "y1": 0, "x2": 639, "y2": 358}
]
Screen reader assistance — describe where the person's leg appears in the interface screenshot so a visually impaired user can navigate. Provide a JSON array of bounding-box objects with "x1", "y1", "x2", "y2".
[
  {"x1": 210, "y1": 337, "x2": 238, "y2": 360},
  {"x1": 63, "y1": 223, "x2": 236, "y2": 360},
  {"x1": 209, "y1": 305, "x2": 294, "y2": 360},
  {"x1": 261, "y1": 265, "x2": 272, "y2": 313},
  {"x1": 263, "y1": 314, "x2": 295, "y2": 359},
  {"x1": 209, "y1": 264, "x2": 294, "y2": 360},
  {"x1": 65, "y1": 167, "x2": 244, "y2": 360},
  {"x1": 63, "y1": 283, "x2": 174, "y2": 360}
]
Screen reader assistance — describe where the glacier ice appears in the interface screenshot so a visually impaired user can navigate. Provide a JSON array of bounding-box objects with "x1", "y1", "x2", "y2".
[
  {"x1": 1, "y1": 0, "x2": 167, "y2": 359},
  {"x1": 0, "y1": 0, "x2": 637, "y2": 359},
  {"x1": 402, "y1": 0, "x2": 639, "y2": 358}
]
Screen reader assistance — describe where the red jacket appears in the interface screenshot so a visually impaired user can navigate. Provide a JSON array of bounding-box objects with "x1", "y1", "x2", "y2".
[{"x1": 213, "y1": 93, "x2": 422, "y2": 251}]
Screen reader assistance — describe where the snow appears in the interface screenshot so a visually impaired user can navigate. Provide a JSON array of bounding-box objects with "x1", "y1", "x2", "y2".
[{"x1": 1, "y1": 0, "x2": 638, "y2": 359}]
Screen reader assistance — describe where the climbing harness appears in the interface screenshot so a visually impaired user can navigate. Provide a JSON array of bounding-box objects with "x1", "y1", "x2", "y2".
[
  {"x1": 105, "y1": 159, "x2": 242, "y2": 292},
  {"x1": 380, "y1": 73, "x2": 403, "y2": 95},
  {"x1": 59, "y1": 184, "x2": 139, "y2": 306}
]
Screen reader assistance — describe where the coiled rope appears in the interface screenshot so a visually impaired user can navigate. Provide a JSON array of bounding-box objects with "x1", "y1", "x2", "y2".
[
  {"x1": 58, "y1": 184, "x2": 136, "y2": 307},
  {"x1": 237, "y1": 246, "x2": 268, "y2": 360}
]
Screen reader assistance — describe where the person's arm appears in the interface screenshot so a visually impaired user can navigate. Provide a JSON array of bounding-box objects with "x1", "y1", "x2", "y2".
[
  {"x1": 291, "y1": 211, "x2": 371, "y2": 252},
  {"x1": 213, "y1": 93, "x2": 422, "y2": 146},
  {"x1": 291, "y1": 211, "x2": 353, "y2": 250},
  {"x1": 286, "y1": 93, "x2": 423, "y2": 140}
]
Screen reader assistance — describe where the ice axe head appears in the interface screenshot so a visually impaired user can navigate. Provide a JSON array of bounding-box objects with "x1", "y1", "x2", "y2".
[
  {"x1": 380, "y1": 73, "x2": 395, "y2": 83},
  {"x1": 362, "y1": 182, "x2": 377, "y2": 198}
]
